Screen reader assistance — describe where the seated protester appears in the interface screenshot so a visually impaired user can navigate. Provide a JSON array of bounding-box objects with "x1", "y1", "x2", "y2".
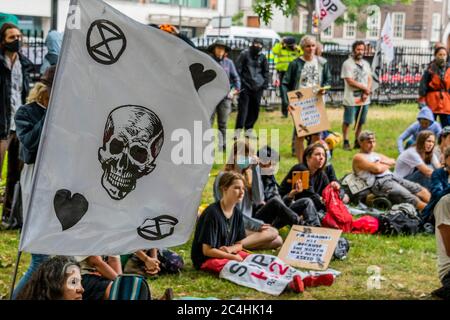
[
  {"x1": 306, "y1": 132, "x2": 338, "y2": 183},
  {"x1": 214, "y1": 141, "x2": 295, "y2": 247},
  {"x1": 432, "y1": 192, "x2": 450, "y2": 300},
  {"x1": 394, "y1": 130, "x2": 441, "y2": 190},
  {"x1": 16, "y1": 256, "x2": 84, "y2": 300},
  {"x1": 12, "y1": 66, "x2": 56, "y2": 299},
  {"x1": 192, "y1": 171, "x2": 250, "y2": 272},
  {"x1": 436, "y1": 126, "x2": 450, "y2": 164},
  {"x1": 279, "y1": 143, "x2": 341, "y2": 227},
  {"x1": 353, "y1": 131, "x2": 431, "y2": 212},
  {"x1": 422, "y1": 147, "x2": 450, "y2": 225},
  {"x1": 76, "y1": 255, "x2": 122, "y2": 300},
  {"x1": 124, "y1": 248, "x2": 183, "y2": 276},
  {"x1": 257, "y1": 145, "x2": 281, "y2": 201},
  {"x1": 397, "y1": 106, "x2": 442, "y2": 153}
]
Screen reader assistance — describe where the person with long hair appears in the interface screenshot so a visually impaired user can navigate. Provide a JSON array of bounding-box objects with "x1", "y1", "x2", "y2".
[
  {"x1": 12, "y1": 66, "x2": 56, "y2": 299},
  {"x1": 419, "y1": 47, "x2": 450, "y2": 127},
  {"x1": 214, "y1": 140, "x2": 296, "y2": 250},
  {"x1": 279, "y1": 143, "x2": 340, "y2": 226},
  {"x1": 394, "y1": 130, "x2": 441, "y2": 190},
  {"x1": 16, "y1": 256, "x2": 84, "y2": 300}
]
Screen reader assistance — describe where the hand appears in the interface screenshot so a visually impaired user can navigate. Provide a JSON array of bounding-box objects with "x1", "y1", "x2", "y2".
[
  {"x1": 144, "y1": 257, "x2": 161, "y2": 275},
  {"x1": 330, "y1": 181, "x2": 340, "y2": 190},
  {"x1": 318, "y1": 88, "x2": 326, "y2": 95},
  {"x1": 219, "y1": 246, "x2": 232, "y2": 254},
  {"x1": 232, "y1": 254, "x2": 244, "y2": 262},
  {"x1": 259, "y1": 224, "x2": 271, "y2": 232},
  {"x1": 288, "y1": 105, "x2": 295, "y2": 114},
  {"x1": 361, "y1": 93, "x2": 368, "y2": 102},
  {"x1": 363, "y1": 88, "x2": 371, "y2": 96},
  {"x1": 288, "y1": 179, "x2": 303, "y2": 198}
]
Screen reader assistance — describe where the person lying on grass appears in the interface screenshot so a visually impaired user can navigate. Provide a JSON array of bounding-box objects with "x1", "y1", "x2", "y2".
[{"x1": 279, "y1": 143, "x2": 341, "y2": 227}]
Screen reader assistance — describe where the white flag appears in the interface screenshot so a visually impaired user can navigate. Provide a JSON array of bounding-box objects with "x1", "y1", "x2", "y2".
[
  {"x1": 380, "y1": 13, "x2": 394, "y2": 64},
  {"x1": 19, "y1": 0, "x2": 229, "y2": 255},
  {"x1": 372, "y1": 13, "x2": 394, "y2": 91},
  {"x1": 318, "y1": 0, "x2": 347, "y2": 31}
]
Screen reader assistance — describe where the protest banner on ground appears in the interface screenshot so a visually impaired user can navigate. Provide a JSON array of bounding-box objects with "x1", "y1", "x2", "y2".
[
  {"x1": 288, "y1": 87, "x2": 330, "y2": 138},
  {"x1": 19, "y1": 0, "x2": 229, "y2": 255},
  {"x1": 278, "y1": 225, "x2": 342, "y2": 271}
]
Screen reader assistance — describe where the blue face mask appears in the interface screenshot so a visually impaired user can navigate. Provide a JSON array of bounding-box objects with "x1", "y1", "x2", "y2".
[{"x1": 237, "y1": 156, "x2": 251, "y2": 170}]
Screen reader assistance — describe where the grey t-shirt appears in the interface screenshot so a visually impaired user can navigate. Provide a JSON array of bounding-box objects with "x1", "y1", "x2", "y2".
[
  {"x1": 341, "y1": 56, "x2": 372, "y2": 106},
  {"x1": 7, "y1": 56, "x2": 23, "y2": 131}
]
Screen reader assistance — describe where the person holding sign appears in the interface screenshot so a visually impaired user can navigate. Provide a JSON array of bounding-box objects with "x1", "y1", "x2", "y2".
[
  {"x1": 279, "y1": 143, "x2": 340, "y2": 226},
  {"x1": 282, "y1": 35, "x2": 331, "y2": 163},
  {"x1": 341, "y1": 41, "x2": 373, "y2": 150}
]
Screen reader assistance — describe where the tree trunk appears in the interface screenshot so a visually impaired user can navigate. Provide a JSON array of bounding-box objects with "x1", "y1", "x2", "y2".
[{"x1": 306, "y1": 0, "x2": 314, "y2": 35}]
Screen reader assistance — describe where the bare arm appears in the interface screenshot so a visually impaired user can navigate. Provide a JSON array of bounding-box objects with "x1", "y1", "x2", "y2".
[
  {"x1": 135, "y1": 250, "x2": 161, "y2": 275},
  {"x1": 344, "y1": 78, "x2": 368, "y2": 92},
  {"x1": 202, "y1": 244, "x2": 243, "y2": 261},
  {"x1": 353, "y1": 154, "x2": 390, "y2": 175},
  {"x1": 415, "y1": 163, "x2": 434, "y2": 177},
  {"x1": 107, "y1": 256, "x2": 122, "y2": 275},
  {"x1": 438, "y1": 224, "x2": 450, "y2": 257},
  {"x1": 86, "y1": 256, "x2": 119, "y2": 281}
]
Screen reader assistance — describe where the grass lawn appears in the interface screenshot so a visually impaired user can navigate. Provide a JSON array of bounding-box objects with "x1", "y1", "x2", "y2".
[{"x1": 0, "y1": 103, "x2": 440, "y2": 300}]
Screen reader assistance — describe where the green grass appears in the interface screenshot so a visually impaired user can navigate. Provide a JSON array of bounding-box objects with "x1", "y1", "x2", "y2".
[{"x1": 0, "y1": 103, "x2": 440, "y2": 300}]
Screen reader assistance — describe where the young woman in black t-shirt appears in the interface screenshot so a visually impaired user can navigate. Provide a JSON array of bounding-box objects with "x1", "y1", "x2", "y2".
[{"x1": 191, "y1": 171, "x2": 250, "y2": 272}]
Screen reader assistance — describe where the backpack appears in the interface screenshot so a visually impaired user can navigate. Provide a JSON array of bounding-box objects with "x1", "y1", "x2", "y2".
[
  {"x1": 321, "y1": 184, "x2": 353, "y2": 232},
  {"x1": 377, "y1": 212, "x2": 421, "y2": 235},
  {"x1": 108, "y1": 274, "x2": 151, "y2": 300},
  {"x1": 157, "y1": 249, "x2": 184, "y2": 274}
]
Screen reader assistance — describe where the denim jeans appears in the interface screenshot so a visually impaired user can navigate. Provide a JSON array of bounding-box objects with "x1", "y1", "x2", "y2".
[
  {"x1": 405, "y1": 169, "x2": 432, "y2": 191},
  {"x1": 12, "y1": 253, "x2": 50, "y2": 299}
]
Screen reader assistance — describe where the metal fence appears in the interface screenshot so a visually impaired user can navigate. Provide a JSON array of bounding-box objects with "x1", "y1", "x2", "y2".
[{"x1": 22, "y1": 32, "x2": 435, "y2": 106}]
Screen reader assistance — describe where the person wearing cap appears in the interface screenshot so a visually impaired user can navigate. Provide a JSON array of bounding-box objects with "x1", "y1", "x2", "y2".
[
  {"x1": 397, "y1": 106, "x2": 442, "y2": 153},
  {"x1": 272, "y1": 37, "x2": 303, "y2": 117},
  {"x1": 12, "y1": 65, "x2": 56, "y2": 298},
  {"x1": 419, "y1": 47, "x2": 450, "y2": 128},
  {"x1": 208, "y1": 40, "x2": 240, "y2": 151},
  {"x1": 352, "y1": 130, "x2": 430, "y2": 212},
  {"x1": 0, "y1": 23, "x2": 33, "y2": 220},
  {"x1": 282, "y1": 35, "x2": 331, "y2": 163},
  {"x1": 234, "y1": 38, "x2": 270, "y2": 139}
]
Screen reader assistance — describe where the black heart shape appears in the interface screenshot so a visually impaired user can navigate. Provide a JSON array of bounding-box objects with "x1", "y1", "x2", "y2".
[
  {"x1": 189, "y1": 63, "x2": 217, "y2": 91},
  {"x1": 54, "y1": 189, "x2": 89, "y2": 231}
]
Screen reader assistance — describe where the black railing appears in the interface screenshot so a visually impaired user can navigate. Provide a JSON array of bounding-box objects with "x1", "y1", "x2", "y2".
[{"x1": 20, "y1": 29, "x2": 46, "y2": 82}]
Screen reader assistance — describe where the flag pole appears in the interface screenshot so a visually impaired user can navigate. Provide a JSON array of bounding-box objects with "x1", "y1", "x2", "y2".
[{"x1": 9, "y1": 249, "x2": 22, "y2": 300}]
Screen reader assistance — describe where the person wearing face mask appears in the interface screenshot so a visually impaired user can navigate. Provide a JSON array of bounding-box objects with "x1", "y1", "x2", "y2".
[
  {"x1": 234, "y1": 38, "x2": 270, "y2": 139},
  {"x1": 207, "y1": 40, "x2": 241, "y2": 152},
  {"x1": 341, "y1": 40, "x2": 373, "y2": 151},
  {"x1": 419, "y1": 47, "x2": 450, "y2": 128},
  {"x1": 11, "y1": 66, "x2": 55, "y2": 299},
  {"x1": 0, "y1": 23, "x2": 33, "y2": 226}
]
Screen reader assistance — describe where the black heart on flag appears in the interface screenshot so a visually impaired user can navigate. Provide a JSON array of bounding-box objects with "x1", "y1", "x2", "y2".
[
  {"x1": 189, "y1": 63, "x2": 217, "y2": 91},
  {"x1": 137, "y1": 215, "x2": 179, "y2": 241},
  {"x1": 54, "y1": 189, "x2": 89, "y2": 231}
]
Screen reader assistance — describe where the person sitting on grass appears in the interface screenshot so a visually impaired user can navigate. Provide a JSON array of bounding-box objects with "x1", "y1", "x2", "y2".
[
  {"x1": 352, "y1": 130, "x2": 431, "y2": 212},
  {"x1": 394, "y1": 130, "x2": 441, "y2": 190},
  {"x1": 397, "y1": 106, "x2": 441, "y2": 153},
  {"x1": 75, "y1": 255, "x2": 122, "y2": 300},
  {"x1": 192, "y1": 171, "x2": 334, "y2": 293},
  {"x1": 430, "y1": 148, "x2": 450, "y2": 300},
  {"x1": 124, "y1": 248, "x2": 184, "y2": 276},
  {"x1": 279, "y1": 143, "x2": 341, "y2": 226},
  {"x1": 257, "y1": 145, "x2": 282, "y2": 201},
  {"x1": 436, "y1": 126, "x2": 450, "y2": 164},
  {"x1": 215, "y1": 141, "x2": 298, "y2": 245},
  {"x1": 16, "y1": 256, "x2": 84, "y2": 300},
  {"x1": 422, "y1": 147, "x2": 450, "y2": 226}
]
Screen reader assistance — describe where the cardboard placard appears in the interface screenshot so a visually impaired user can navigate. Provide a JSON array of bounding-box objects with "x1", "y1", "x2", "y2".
[
  {"x1": 292, "y1": 171, "x2": 309, "y2": 190},
  {"x1": 278, "y1": 225, "x2": 342, "y2": 271},
  {"x1": 288, "y1": 87, "x2": 330, "y2": 138}
]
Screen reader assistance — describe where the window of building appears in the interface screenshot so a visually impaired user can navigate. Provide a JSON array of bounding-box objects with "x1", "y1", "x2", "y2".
[
  {"x1": 300, "y1": 12, "x2": 308, "y2": 34},
  {"x1": 152, "y1": 0, "x2": 209, "y2": 8},
  {"x1": 366, "y1": 10, "x2": 380, "y2": 39},
  {"x1": 392, "y1": 12, "x2": 405, "y2": 39},
  {"x1": 343, "y1": 14, "x2": 356, "y2": 39},
  {"x1": 431, "y1": 13, "x2": 442, "y2": 42}
]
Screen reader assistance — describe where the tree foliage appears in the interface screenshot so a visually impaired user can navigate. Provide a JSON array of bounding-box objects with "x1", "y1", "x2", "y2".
[{"x1": 254, "y1": 0, "x2": 412, "y2": 28}]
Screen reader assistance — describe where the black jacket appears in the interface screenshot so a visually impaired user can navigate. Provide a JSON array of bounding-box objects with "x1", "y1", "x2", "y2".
[
  {"x1": 279, "y1": 163, "x2": 330, "y2": 211},
  {"x1": 15, "y1": 102, "x2": 46, "y2": 164},
  {"x1": 236, "y1": 49, "x2": 269, "y2": 92},
  {"x1": 0, "y1": 51, "x2": 33, "y2": 138}
]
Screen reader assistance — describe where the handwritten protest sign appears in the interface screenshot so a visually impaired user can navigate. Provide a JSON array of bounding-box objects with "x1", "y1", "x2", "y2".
[
  {"x1": 278, "y1": 225, "x2": 341, "y2": 271},
  {"x1": 288, "y1": 87, "x2": 330, "y2": 138}
]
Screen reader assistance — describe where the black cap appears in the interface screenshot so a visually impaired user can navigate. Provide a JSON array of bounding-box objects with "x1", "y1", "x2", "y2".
[
  {"x1": 283, "y1": 37, "x2": 296, "y2": 46},
  {"x1": 252, "y1": 38, "x2": 264, "y2": 46},
  {"x1": 207, "y1": 39, "x2": 231, "y2": 53}
]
